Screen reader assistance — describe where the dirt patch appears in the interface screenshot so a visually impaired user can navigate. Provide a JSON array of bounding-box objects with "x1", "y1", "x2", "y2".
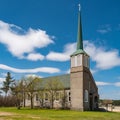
[{"x1": 0, "y1": 112, "x2": 14, "y2": 116}]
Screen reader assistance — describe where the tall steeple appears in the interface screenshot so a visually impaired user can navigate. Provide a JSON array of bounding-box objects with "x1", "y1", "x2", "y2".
[
  {"x1": 77, "y1": 4, "x2": 83, "y2": 50},
  {"x1": 70, "y1": 4, "x2": 98, "y2": 111},
  {"x1": 71, "y1": 4, "x2": 88, "y2": 56}
]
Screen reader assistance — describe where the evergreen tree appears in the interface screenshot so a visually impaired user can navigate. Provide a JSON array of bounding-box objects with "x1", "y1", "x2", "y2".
[{"x1": 1, "y1": 72, "x2": 14, "y2": 96}]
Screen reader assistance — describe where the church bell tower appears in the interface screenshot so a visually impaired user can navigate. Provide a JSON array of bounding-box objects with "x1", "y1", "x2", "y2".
[{"x1": 70, "y1": 5, "x2": 90, "y2": 111}]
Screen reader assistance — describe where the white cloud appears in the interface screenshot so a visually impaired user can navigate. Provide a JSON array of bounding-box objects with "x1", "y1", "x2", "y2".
[
  {"x1": 0, "y1": 20, "x2": 54, "y2": 60},
  {"x1": 96, "y1": 81, "x2": 120, "y2": 87},
  {"x1": 46, "y1": 43, "x2": 76, "y2": 61},
  {"x1": 46, "y1": 40, "x2": 120, "y2": 70},
  {"x1": 0, "y1": 64, "x2": 60, "y2": 74},
  {"x1": 63, "y1": 43, "x2": 76, "y2": 55},
  {"x1": 25, "y1": 74, "x2": 43, "y2": 78},
  {"x1": 90, "y1": 69, "x2": 97, "y2": 74},
  {"x1": 94, "y1": 50, "x2": 120, "y2": 69},
  {"x1": 0, "y1": 77, "x2": 5, "y2": 83},
  {"x1": 114, "y1": 82, "x2": 120, "y2": 87},
  {"x1": 46, "y1": 51, "x2": 70, "y2": 62},
  {"x1": 84, "y1": 41, "x2": 97, "y2": 57},
  {"x1": 0, "y1": 77, "x2": 5, "y2": 88},
  {"x1": 26, "y1": 53, "x2": 45, "y2": 61},
  {"x1": 97, "y1": 24, "x2": 111, "y2": 34},
  {"x1": 96, "y1": 81, "x2": 111, "y2": 86},
  {"x1": 84, "y1": 41, "x2": 120, "y2": 70},
  {"x1": 97, "y1": 29, "x2": 109, "y2": 34}
]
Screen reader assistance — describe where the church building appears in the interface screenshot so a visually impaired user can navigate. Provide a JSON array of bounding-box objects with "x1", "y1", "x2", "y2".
[{"x1": 25, "y1": 8, "x2": 99, "y2": 111}]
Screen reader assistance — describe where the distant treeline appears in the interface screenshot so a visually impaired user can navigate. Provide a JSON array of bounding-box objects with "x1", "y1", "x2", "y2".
[
  {"x1": 100, "y1": 99, "x2": 120, "y2": 106},
  {"x1": 113, "y1": 100, "x2": 120, "y2": 106}
]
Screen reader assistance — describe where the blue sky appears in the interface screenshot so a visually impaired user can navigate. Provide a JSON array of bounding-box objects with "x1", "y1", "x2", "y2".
[{"x1": 0, "y1": 0, "x2": 120, "y2": 100}]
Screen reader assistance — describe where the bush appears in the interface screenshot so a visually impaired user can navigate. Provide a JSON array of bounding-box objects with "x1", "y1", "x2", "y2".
[{"x1": 0, "y1": 95, "x2": 17, "y2": 107}]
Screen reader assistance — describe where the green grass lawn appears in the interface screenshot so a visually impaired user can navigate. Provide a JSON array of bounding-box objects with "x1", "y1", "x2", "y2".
[{"x1": 0, "y1": 107, "x2": 120, "y2": 120}]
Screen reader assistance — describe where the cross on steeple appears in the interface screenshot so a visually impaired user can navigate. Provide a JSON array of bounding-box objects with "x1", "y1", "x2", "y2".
[{"x1": 78, "y1": 4, "x2": 81, "y2": 11}]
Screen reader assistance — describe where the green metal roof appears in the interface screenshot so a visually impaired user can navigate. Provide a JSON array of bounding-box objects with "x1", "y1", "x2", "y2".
[
  {"x1": 71, "y1": 49, "x2": 88, "y2": 56},
  {"x1": 77, "y1": 11, "x2": 83, "y2": 50},
  {"x1": 38, "y1": 74, "x2": 70, "y2": 89}
]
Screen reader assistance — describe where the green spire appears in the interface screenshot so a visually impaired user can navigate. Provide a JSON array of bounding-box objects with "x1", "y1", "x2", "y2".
[
  {"x1": 71, "y1": 5, "x2": 88, "y2": 57},
  {"x1": 77, "y1": 7, "x2": 83, "y2": 50}
]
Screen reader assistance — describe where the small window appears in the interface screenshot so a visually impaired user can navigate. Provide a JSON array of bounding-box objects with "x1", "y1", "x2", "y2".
[{"x1": 84, "y1": 90, "x2": 88, "y2": 102}]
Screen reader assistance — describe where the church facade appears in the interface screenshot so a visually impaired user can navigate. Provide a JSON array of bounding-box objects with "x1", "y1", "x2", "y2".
[{"x1": 25, "y1": 9, "x2": 99, "y2": 111}]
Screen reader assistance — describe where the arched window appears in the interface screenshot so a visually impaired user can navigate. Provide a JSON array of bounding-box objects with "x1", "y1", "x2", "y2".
[{"x1": 84, "y1": 90, "x2": 88, "y2": 102}]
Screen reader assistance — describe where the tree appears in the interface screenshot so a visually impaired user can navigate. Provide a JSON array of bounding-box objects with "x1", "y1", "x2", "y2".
[
  {"x1": 18, "y1": 77, "x2": 26, "y2": 107},
  {"x1": 11, "y1": 79, "x2": 26, "y2": 109},
  {"x1": 37, "y1": 90, "x2": 45, "y2": 108},
  {"x1": 37, "y1": 80, "x2": 45, "y2": 108},
  {"x1": 1, "y1": 72, "x2": 14, "y2": 96},
  {"x1": 45, "y1": 78, "x2": 64, "y2": 109},
  {"x1": 25, "y1": 76, "x2": 40, "y2": 109},
  {"x1": 113, "y1": 100, "x2": 120, "y2": 106},
  {"x1": 60, "y1": 89, "x2": 68, "y2": 109}
]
